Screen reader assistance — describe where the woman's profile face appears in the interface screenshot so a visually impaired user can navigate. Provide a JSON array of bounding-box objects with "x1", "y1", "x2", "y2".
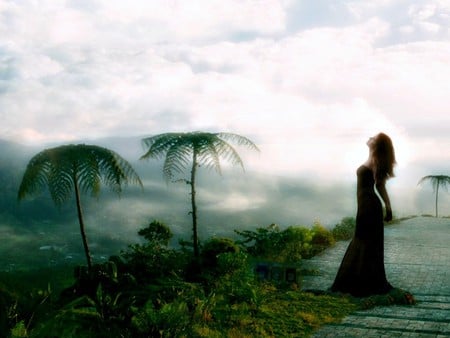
[{"x1": 366, "y1": 135, "x2": 377, "y2": 148}]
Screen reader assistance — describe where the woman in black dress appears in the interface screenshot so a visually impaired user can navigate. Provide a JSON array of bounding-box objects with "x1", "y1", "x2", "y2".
[{"x1": 331, "y1": 132, "x2": 396, "y2": 297}]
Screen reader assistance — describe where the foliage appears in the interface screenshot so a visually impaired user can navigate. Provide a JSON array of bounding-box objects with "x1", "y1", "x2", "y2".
[
  {"x1": 310, "y1": 222, "x2": 336, "y2": 256},
  {"x1": 120, "y1": 221, "x2": 187, "y2": 284},
  {"x1": 140, "y1": 131, "x2": 259, "y2": 258},
  {"x1": 357, "y1": 288, "x2": 416, "y2": 309},
  {"x1": 255, "y1": 290, "x2": 359, "y2": 337},
  {"x1": 418, "y1": 175, "x2": 450, "y2": 217},
  {"x1": 213, "y1": 252, "x2": 261, "y2": 308},
  {"x1": 17, "y1": 144, "x2": 143, "y2": 270},
  {"x1": 131, "y1": 299, "x2": 191, "y2": 337},
  {"x1": 140, "y1": 132, "x2": 259, "y2": 180},
  {"x1": 235, "y1": 222, "x2": 334, "y2": 263},
  {"x1": 200, "y1": 237, "x2": 240, "y2": 270},
  {"x1": 0, "y1": 266, "x2": 75, "y2": 337},
  {"x1": 18, "y1": 144, "x2": 142, "y2": 205},
  {"x1": 1, "y1": 219, "x2": 418, "y2": 337},
  {"x1": 331, "y1": 217, "x2": 356, "y2": 241},
  {"x1": 137, "y1": 220, "x2": 173, "y2": 246}
]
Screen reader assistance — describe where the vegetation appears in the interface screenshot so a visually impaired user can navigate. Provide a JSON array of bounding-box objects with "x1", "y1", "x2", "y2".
[
  {"x1": 418, "y1": 175, "x2": 450, "y2": 217},
  {"x1": 331, "y1": 217, "x2": 355, "y2": 240},
  {"x1": 0, "y1": 136, "x2": 417, "y2": 337},
  {"x1": 0, "y1": 216, "x2": 416, "y2": 337},
  {"x1": 17, "y1": 144, "x2": 143, "y2": 270},
  {"x1": 235, "y1": 221, "x2": 335, "y2": 263},
  {"x1": 140, "y1": 132, "x2": 259, "y2": 258}
]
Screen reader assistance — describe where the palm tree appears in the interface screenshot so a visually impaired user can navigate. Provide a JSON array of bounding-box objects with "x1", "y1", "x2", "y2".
[
  {"x1": 418, "y1": 175, "x2": 450, "y2": 217},
  {"x1": 18, "y1": 144, "x2": 143, "y2": 270},
  {"x1": 140, "y1": 131, "x2": 259, "y2": 258}
]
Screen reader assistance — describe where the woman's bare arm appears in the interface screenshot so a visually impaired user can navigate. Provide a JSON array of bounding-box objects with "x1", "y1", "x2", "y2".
[{"x1": 376, "y1": 180, "x2": 392, "y2": 221}]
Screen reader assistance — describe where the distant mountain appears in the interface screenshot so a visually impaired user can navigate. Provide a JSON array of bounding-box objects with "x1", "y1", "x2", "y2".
[{"x1": 0, "y1": 139, "x2": 30, "y2": 165}]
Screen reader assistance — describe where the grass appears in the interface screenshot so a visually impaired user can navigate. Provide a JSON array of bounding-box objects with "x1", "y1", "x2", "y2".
[
  {"x1": 0, "y1": 216, "x2": 420, "y2": 337},
  {"x1": 254, "y1": 289, "x2": 359, "y2": 337},
  {"x1": 0, "y1": 265, "x2": 363, "y2": 337}
]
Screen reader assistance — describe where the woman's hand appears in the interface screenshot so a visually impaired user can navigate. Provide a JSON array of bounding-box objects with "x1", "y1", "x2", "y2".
[{"x1": 384, "y1": 209, "x2": 393, "y2": 222}]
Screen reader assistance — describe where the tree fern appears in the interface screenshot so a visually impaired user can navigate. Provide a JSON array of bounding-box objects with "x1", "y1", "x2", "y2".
[
  {"x1": 18, "y1": 144, "x2": 143, "y2": 269},
  {"x1": 141, "y1": 131, "x2": 259, "y2": 258},
  {"x1": 418, "y1": 175, "x2": 450, "y2": 217}
]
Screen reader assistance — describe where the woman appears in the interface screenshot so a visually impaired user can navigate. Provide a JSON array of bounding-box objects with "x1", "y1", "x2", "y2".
[{"x1": 331, "y1": 132, "x2": 396, "y2": 297}]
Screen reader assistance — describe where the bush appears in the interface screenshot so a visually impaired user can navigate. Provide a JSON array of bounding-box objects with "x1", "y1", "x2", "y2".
[
  {"x1": 331, "y1": 217, "x2": 356, "y2": 241},
  {"x1": 235, "y1": 224, "x2": 283, "y2": 259},
  {"x1": 120, "y1": 221, "x2": 187, "y2": 283},
  {"x1": 137, "y1": 220, "x2": 173, "y2": 246},
  {"x1": 201, "y1": 237, "x2": 240, "y2": 270},
  {"x1": 310, "y1": 222, "x2": 335, "y2": 256},
  {"x1": 236, "y1": 224, "x2": 318, "y2": 262},
  {"x1": 280, "y1": 226, "x2": 314, "y2": 261},
  {"x1": 131, "y1": 300, "x2": 191, "y2": 338}
]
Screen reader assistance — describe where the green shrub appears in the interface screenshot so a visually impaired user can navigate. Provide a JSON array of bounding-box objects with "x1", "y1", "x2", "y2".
[
  {"x1": 137, "y1": 220, "x2": 173, "y2": 246},
  {"x1": 120, "y1": 242, "x2": 187, "y2": 283},
  {"x1": 131, "y1": 300, "x2": 191, "y2": 337},
  {"x1": 236, "y1": 224, "x2": 318, "y2": 262},
  {"x1": 310, "y1": 222, "x2": 335, "y2": 255},
  {"x1": 120, "y1": 220, "x2": 187, "y2": 284},
  {"x1": 201, "y1": 237, "x2": 240, "y2": 270},
  {"x1": 331, "y1": 217, "x2": 356, "y2": 241},
  {"x1": 235, "y1": 223, "x2": 283, "y2": 259},
  {"x1": 279, "y1": 226, "x2": 314, "y2": 261}
]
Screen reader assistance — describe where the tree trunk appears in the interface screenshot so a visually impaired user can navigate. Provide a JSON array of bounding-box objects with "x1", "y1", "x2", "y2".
[
  {"x1": 190, "y1": 150, "x2": 199, "y2": 258},
  {"x1": 435, "y1": 184, "x2": 439, "y2": 218},
  {"x1": 73, "y1": 173, "x2": 93, "y2": 270}
]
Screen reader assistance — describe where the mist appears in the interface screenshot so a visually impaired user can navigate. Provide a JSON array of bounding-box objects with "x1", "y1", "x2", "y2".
[{"x1": 0, "y1": 136, "x2": 448, "y2": 270}]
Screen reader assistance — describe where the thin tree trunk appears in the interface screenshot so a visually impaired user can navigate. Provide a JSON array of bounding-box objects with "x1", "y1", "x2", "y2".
[
  {"x1": 190, "y1": 150, "x2": 199, "y2": 258},
  {"x1": 435, "y1": 184, "x2": 439, "y2": 218},
  {"x1": 73, "y1": 173, "x2": 93, "y2": 270}
]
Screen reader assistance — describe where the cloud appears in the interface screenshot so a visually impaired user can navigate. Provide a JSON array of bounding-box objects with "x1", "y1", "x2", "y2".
[
  {"x1": 0, "y1": 1, "x2": 449, "y2": 200},
  {"x1": 0, "y1": 0, "x2": 288, "y2": 47}
]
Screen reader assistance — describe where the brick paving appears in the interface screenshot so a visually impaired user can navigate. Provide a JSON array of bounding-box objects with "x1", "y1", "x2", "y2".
[{"x1": 300, "y1": 216, "x2": 450, "y2": 337}]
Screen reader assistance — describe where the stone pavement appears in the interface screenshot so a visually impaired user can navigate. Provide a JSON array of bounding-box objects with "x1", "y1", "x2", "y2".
[{"x1": 300, "y1": 216, "x2": 450, "y2": 337}]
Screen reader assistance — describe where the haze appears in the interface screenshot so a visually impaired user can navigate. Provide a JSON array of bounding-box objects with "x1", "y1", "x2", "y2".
[{"x1": 1, "y1": 1, "x2": 449, "y2": 250}]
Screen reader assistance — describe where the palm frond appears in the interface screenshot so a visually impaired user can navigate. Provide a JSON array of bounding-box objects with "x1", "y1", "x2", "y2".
[
  {"x1": 141, "y1": 133, "x2": 185, "y2": 160},
  {"x1": 140, "y1": 131, "x2": 259, "y2": 177},
  {"x1": 48, "y1": 166, "x2": 74, "y2": 206},
  {"x1": 139, "y1": 130, "x2": 259, "y2": 259},
  {"x1": 18, "y1": 152, "x2": 51, "y2": 200},
  {"x1": 214, "y1": 138, "x2": 245, "y2": 169},
  {"x1": 163, "y1": 143, "x2": 192, "y2": 180},
  {"x1": 18, "y1": 144, "x2": 142, "y2": 204},
  {"x1": 95, "y1": 146, "x2": 143, "y2": 194},
  {"x1": 418, "y1": 175, "x2": 450, "y2": 191},
  {"x1": 215, "y1": 132, "x2": 260, "y2": 152},
  {"x1": 195, "y1": 137, "x2": 222, "y2": 173}
]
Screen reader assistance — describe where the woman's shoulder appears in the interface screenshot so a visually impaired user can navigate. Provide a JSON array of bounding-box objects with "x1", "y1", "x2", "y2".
[{"x1": 357, "y1": 164, "x2": 372, "y2": 172}]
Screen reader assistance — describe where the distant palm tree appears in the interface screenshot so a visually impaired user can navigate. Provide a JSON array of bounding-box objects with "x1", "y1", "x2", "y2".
[
  {"x1": 418, "y1": 175, "x2": 450, "y2": 217},
  {"x1": 140, "y1": 132, "x2": 259, "y2": 258},
  {"x1": 18, "y1": 144, "x2": 143, "y2": 270}
]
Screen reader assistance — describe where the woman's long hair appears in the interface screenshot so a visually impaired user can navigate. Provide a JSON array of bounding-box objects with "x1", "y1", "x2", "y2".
[{"x1": 373, "y1": 133, "x2": 396, "y2": 182}]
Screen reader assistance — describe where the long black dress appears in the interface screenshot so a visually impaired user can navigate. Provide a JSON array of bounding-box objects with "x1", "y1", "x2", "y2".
[{"x1": 331, "y1": 165, "x2": 393, "y2": 297}]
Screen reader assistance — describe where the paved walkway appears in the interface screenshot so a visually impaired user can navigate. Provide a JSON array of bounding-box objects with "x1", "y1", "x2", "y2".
[{"x1": 300, "y1": 216, "x2": 450, "y2": 337}]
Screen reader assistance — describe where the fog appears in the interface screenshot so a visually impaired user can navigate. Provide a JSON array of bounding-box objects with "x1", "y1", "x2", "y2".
[{"x1": 0, "y1": 137, "x2": 448, "y2": 270}]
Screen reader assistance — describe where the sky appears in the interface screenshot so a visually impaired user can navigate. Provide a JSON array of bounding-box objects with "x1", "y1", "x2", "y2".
[{"x1": 1, "y1": 0, "x2": 450, "y2": 228}]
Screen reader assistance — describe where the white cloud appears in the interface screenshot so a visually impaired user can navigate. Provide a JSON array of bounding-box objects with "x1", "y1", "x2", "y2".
[
  {"x1": 409, "y1": 4, "x2": 437, "y2": 21},
  {"x1": 1, "y1": 0, "x2": 449, "y2": 184}
]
